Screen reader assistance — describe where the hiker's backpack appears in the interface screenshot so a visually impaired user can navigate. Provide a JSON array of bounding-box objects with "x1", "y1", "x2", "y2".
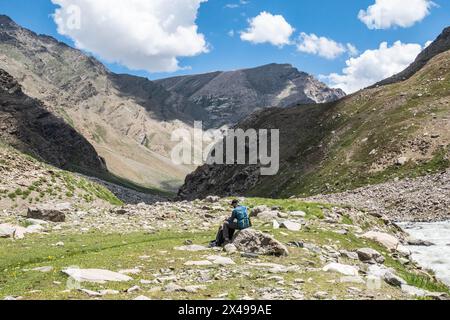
[{"x1": 234, "y1": 206, "x2": 251, "y2": 230}]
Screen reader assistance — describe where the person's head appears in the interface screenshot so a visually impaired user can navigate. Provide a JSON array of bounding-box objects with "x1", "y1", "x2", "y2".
[{"x1": 231, "y1": 199, "x2": 240, "y2": 208}]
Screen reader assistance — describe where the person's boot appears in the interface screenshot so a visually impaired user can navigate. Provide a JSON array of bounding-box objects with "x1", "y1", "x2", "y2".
[{"x1": 223, "y1": 239, "x2": 231, "y2": 246}]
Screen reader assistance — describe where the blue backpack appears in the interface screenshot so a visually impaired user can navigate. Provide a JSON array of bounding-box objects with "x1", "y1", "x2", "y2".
[{"x1": 234, "y1": 206, "x2": 251, "y2": 230}]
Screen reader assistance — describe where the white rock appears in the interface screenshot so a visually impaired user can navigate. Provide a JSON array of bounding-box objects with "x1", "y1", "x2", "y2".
[
  {"x1": 32, "y1": 266, "x2": 53, "y2": 273},
  {"x1": 323, "y1": 263, "x2": 359, "y2": 276},
  {"x1": 0, "y1": 224, "x2": 16, "y2": 238},
  {"x1": 396, "y1": 245, "x2": 411, "y2": 257},
  {"x1": 127, "y1": 286, "x2": 141, "y2": 293},
  {"x1": 340, "y1": 276, "x2": 365, "y2": 284},
  {"x1": 224, "y1": 244, "x2": 237, "y2": 254},
  {"x1": 62, "y1": 268, "x2": 133, "y2": 284},
  {"x1": 134, "y1": 295, "x2": 152, "y2": 300},
  {"x1": 280, "y1": 221, "x2": 301, "y2": 232},
  {"x1": 272, "y1": 220, "x2": 280, "y2": 229},
  {"x1": 401, "y1": 284, "x2": 428, "y2": 297},
  {"x1": 290, "y1": 211, "x2": 306, "y2": 217},
  {"x1": 174, "y1": 245, "x2": 209, "y2": 252},
  {"x1": 184, "y1": 260, "x2": 213, "y2": 266},
  {"x1": 362, "y1": 231, "x2": 399, "y2": 250},
  {"x1": 256, "y1": 211, "x2": 280, "y2": 221},
  {"x1": 80, "y1": 289, "x2": 102, "y2": 297},
  {"x1": 119, "y1": 268, "x2": 141, "y2": 275},
  {"x1": 99, "y1": 290, "x2": 119, "y2": 295},
  {"x1": 207, "y1": 255, "x2": 235, "y2": 265}
]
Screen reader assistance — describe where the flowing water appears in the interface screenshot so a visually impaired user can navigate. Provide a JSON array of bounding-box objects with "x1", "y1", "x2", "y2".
[{"x1": 399, "y1": 221, "x2": 450, "y2": 286}]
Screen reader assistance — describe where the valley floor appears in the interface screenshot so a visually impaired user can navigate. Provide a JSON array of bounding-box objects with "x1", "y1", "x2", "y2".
[{"x1": 1, "y1": 197, "x2": 449, "y2": 300}]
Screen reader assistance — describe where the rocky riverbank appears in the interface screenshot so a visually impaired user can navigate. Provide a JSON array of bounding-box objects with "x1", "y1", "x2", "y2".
[{"x1": 304, "y1": 169, "x2": 450, "y2": 222}]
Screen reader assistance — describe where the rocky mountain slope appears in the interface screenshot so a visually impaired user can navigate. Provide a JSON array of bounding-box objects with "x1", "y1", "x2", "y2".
[
  {"x1": 0, "y1": 15, "x2": 344, "y2": 192},
  {"x1": 156, "y1": 63, "x2": 345, "y2": 128},
  {"x1": 0, "y1": 15, "x2": 194, "y2": 192},
  {"x1": 0, "y1": 68, "x2": 106, "y2": 173},
  {"x1": 374, "y1": 26, "x2": 450, "y2": 87},
  {"x1": 179, "y1": 27, "x2": 450, "y2": 201}
]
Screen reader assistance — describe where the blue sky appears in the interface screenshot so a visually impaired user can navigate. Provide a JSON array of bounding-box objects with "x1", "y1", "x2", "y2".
[{"x1": 0, "y1": 0, "x2": 449, "y2": 92}]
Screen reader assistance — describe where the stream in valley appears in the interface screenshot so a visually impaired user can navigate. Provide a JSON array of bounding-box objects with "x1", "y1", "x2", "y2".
[{"x1": 399, "y1": 221, "x2": 450, "y2": 287}]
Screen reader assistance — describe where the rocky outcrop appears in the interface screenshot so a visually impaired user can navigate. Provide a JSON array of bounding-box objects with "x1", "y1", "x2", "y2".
[
  {"x1": 178, "y1": 27, "x2": 450, "y2": 202},
  {"x1": 374, "y1": 26, "x2": 450, "y2": 87},
  {"x1": 157, "y1": 63, "x2": 346, "y2": 129},
  {"x1": 232, "y1": 228, "x2": 289, "y2": 256}
]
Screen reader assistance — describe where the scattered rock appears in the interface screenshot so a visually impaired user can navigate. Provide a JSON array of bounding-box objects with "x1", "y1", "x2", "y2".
[
  {"x1": 62, "y1": 268, "x2": 133, "y2": 284},
  {"x1": 250, "y1": 206, "x2": 269, "y2": 217},
  {"x1": 323, "y1": 263, "x2": 359, "y2": 276},
  {"x1": 255, "y1": 211, "x2": 280, "y2": 221},
  {"x1": 207, "y1": 255, "x2": 235, "y2": 265},
  {"x1": 184, "y1": 260, "x2": 213, "y2": 266},
  {"x1": 127, "y1": 286, "x2": 141, "y2": 293},
  {"x1": 290, "y1": 211, "x2": 306, "y2": 217},
  {"x1": 407, "y1": 238, "x2": 435, "y2": 246},
  {"x1": 383, "y1": 272, "x2": 406, "y2": 288},
  {"x1": 205, "y1": 196, "x2": 220, "y2": 203},
  {"x1": 280, "y1": 221, "x2": 302, "y2": 232},
  {"x1": 134, "y1": 295, "x2": 152, "y2": 300},
  {"x1": 119, "y1": 268, "x2": 141, "y2": 275},
  {"x1": 357, "y1": 248, "x2": 385, "y2": 264},
  {"x1": 32, "y1": 266, "x2": 53, "y2": 273},
  {"x1": 27, "y1": 203, "x2": 71, "y2": 222},
  {"x1": 340, "y1": 276, "x2": 365, "y2": 284},
  {"x1": 224, "y1": 244, "x2": 237, "y2": 254},
  {"x1": 362, "y1": 231, "x2": 399, "y2": 250},
  {"x1": 174, "y1": 244, "x2": 209, "y2": 252},
  {"x1": 232, "y1": 229, "x2": 289, "y2": 256},
  {"x1": 0, "y1": 224, "x2": 16, "y2": 238},
  {"x1": 401, "y1": 284, "x2": 428, "y2": 297}
]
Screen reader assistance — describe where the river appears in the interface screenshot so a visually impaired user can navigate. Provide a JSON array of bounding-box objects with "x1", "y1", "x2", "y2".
[{"x1": 399, "y1": 221, "x2": 450, "y2": 287}]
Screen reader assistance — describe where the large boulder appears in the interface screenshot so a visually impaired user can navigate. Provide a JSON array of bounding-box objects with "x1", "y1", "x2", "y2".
[
  {"x1": 357, "y1": 248, "x2": 385, "y2": 264},
  {"x1": 361, "y1": 231, "x2": 399, "y2": 250},
  {"x1": 27, "y1": 203, "x2": 71, "y2": 222},
  {"x1": 0, "y1": 224, "x2": 16, "y2": 238},
  {"x1": 232, "y1": 229, "x2": 289, "y2": 256},
  {"x1": 63, "y1": 268, "x2": 133, "y2": 284}
]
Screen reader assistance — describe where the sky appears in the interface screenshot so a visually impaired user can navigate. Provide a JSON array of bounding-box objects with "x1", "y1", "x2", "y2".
[{"x1": 0, "y1": 0, "x2": 449, "y2": 93}]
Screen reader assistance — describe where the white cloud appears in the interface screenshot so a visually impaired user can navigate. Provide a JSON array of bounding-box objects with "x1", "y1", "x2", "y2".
[
  {"x1": 324, "y1": 41, "x2": 423, "y2": 93},
  {"x1": 296, "y1": 33, "x2": 357, "y2": 59},
  {"x1": 358, "y1": 0, "x2": 435, "y2": 29},
  {"x1": 51, "y1": 0, "x2": 209, "y2": 73},
  {"x1": 240, "y1": 11, "x2": 294, "y2": 47}
]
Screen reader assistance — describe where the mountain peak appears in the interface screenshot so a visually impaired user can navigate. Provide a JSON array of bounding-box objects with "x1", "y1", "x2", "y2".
[
  {"x1": 0, "y1": 15, "x2": 17, "y2": 28},
  {"x1": 374, "y1": 25, "x2": 450, "y2": 87}
]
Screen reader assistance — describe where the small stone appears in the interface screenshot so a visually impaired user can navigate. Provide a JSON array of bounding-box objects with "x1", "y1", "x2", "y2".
[
  {"x1": 184, "y1": 260, "x2": 213, "y2": 266},
  {"x1": 224, "y1": 244, "x2": 237, "y2": 254},
  {"x1": 134, "y1": 295, "x2": 152, "y2": 300},
  {"x1": 174, "y1": 245, "x2": 209, "y2": 252},
  {"x1": 207, "y1": 255, "x2": 235, "y2": 265},
  {"x1": 127, "y1": 286, "x2": 141, "y2": 293},
  {"x1": 323, "y1": 263, "x2": 359, "y2": 276},
  {"x1": 357, "y1": 248, "x2": 385, "y2": 264},
  {"x1": 32, "y1": 266, "x2": 53, "y2": 273},
  {"x1": 384, "y1": 272, "x2": 406, "y2": 287},
  {"x1": 290, "y1": 211, "x2": 306, "y2": 217}
]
